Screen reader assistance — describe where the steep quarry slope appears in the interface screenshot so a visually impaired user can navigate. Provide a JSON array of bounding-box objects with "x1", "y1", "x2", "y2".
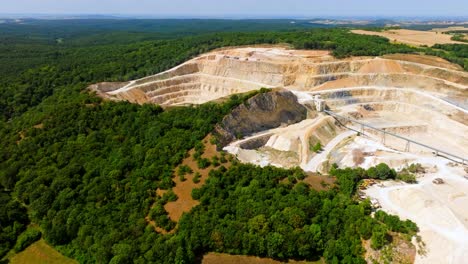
[
  {"x1": 90, "y1": 47, "x2": 468, "y2": 107},
  {"x1": 315, "y1": 87, "x2": 468, "y2": 157},
  {"x1": 214, "y1": 90, "x2": 307, "y2": 147}
]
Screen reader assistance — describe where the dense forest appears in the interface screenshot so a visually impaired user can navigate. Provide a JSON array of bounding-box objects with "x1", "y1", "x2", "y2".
[
  {"x1": 0, "y1": 191, "x2": 30, "y2": 257},
  {"x1": 0, "y1": 20, "x2": 463, "y2": 263}
]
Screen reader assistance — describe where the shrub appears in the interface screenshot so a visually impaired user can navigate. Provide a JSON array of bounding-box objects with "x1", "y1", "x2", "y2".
[
  {"x1": 396, "y1": 172, "x2": 417, "y2": 183},
  {"x1": 368, "y1": 163, "x2": 396, "y2": 180},
  {"x1": 162, "y1": 190, "x2": 178, "y2": 203},
  {"x1": 292, "y1": 167, "x2": 307, "y2": 180},
  {"x1": 209, "y1": 137, "x2": 217, "y2": 145},
  {"x1": 14, "y1": 229, "x2": 42, "y2": 253},
  {"x1": 192, "y1": 188, "x2": 202, "y2": 200},
  {"x1": 312, "y1": 142, "x2": 322, "y2": 153},
  {"x1": 219, "y1": 152, "x2": 228, "y2": 163},
  {"x1": 193, "y1": 152, "x2": 201, "y2": 160},
  {"x1": 407, "y1": 163, "x2": 425, "y2": 174},
  {"x1": 179, "y1": 174, "x2": 186, "y2": 182},
  {"x1": 149, "y1": 203, "x2": 167, "y2": 220},
  {"x1": 194, "y1": 141, "x2": 205, "y2": 154},
  {"x1": 197, "y1": 158, "x2": 211, "y2": 169},
  {"x1": 177, "y1": 165, "x2": 193, "y2": 177},
  {"x1": 375, "y1": 210, "x2": 418, "y2": 234},
  {"x1": 155, "y1": 215, "x2": 176, "y2": 231},
  {"x1": 396, "y1": 163, "x2": 422, "y2": 183},
  {"x1": 370, "y1": 224, "x2": 389, "y2": 250},
  {"x1": 211, "y1": 156, "x2": 220, "y2": 167},
  {"x1": 288, "y1": 175, "x2": 297, "y2": 184},
  {"x1": 193, "y1": 172, "x2": 201, "y2": 183}
]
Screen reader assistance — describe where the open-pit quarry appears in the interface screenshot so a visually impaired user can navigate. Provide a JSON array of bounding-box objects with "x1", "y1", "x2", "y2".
[{"x1": 92, "y1": 47, "x2": 468, "y2": 263}]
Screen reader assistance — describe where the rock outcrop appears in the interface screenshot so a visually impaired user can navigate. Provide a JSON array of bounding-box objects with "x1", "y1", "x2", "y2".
[{"x1": 215, "y1": 90, "x2": 307, "y2": 147}]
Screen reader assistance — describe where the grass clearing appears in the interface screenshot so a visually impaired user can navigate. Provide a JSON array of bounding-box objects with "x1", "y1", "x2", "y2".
[{"x1": 9, "y1": 239, "x2": 76, "y2": 264}]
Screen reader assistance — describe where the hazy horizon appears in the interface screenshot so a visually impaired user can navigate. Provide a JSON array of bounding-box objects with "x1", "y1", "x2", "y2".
[
  {"x1": 2, "y1": 0, "x2": 467, "y2": 18},
  {"x1": 1, "y1": 14, "x2": 468, "y2": 20}
]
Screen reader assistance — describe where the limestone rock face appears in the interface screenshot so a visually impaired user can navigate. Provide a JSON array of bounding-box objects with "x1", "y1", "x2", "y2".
[
  {"x1": 215, "y1": 90, "x2": 307, "y2": 147},
  {"x1": 91, "y1": 47, "x2": 468, "y2": 107}
]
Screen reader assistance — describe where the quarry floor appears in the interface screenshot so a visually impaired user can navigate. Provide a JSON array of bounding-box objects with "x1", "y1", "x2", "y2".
[
  {"x1": 331, "y1": 136, "x2": 468, "y2": 264},
  {"x1": 366, "y1": 158, "x2": 468, "y2": 264}
]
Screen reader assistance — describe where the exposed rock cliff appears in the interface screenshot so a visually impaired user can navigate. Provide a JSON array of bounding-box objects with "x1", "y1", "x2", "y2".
[{"x1": 215, "y1": 90, "x2": 307, "y2": 147}]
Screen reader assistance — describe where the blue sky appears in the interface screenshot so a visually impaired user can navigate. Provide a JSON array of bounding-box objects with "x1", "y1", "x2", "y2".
[{"x1": 2, "y1": 0, "x2": 467, "y2": 17}]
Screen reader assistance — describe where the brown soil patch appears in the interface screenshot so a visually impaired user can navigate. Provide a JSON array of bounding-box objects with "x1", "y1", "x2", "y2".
[
  {"x1": 302, "y1": 172, "x2": 335, "y2": 191},
  {"x1": 382, "y1": 53, "x2": 463, "y2": 70},
  {"x1": 155, "y1": 188, "x2": 167, "y2": 197},
  {"x1": 202, "y1": 253, "x2": 323, "y2": 264},
  {"x1": 163, "y1": 134, "x2": 232, "y2": 222},
  {"x1": 352, "y1": 149, "x2": 365, "y2": 166},
  {"x1": 351, "y1": 29, "x2": 466, "y2": 47}
]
